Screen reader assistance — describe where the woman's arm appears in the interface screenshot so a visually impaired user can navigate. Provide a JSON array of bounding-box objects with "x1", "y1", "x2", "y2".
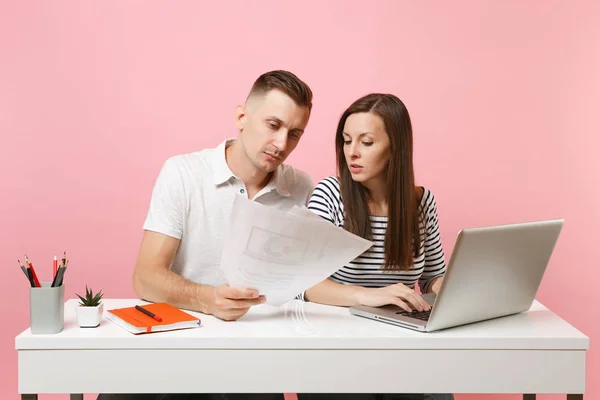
[
  {"x1": 306, "y1": 279, "x2": 430, "y2": 312},
  {"x1": 418, "y1": 189, "x2": 447, "y2": 293},
  {"x1": 304, "y1": 278, "x2": 363, "y2": 306},
  {"x1": 428, "y1": 276, "x2": 443, "y2": 294}
]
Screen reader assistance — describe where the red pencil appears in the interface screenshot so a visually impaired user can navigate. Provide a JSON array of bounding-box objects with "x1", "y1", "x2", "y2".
[
  {"x1": 53, "y1": 255, "x2": 58, "y2": 277},
  {"x1": 25, "y1": 255, "x2": 40, "y2": 287}
]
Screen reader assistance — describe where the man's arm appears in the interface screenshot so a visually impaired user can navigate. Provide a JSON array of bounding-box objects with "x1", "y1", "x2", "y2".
[
  {"x1": 132, "y1": 230, "x2": 213, "y2": 313},
  {"x1": 132, "y1": 230, "x2": 266, "y2": 320}
]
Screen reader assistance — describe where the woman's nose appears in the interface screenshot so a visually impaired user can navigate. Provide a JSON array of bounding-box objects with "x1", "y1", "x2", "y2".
[{"x1": 349, "y1": 144, "x2": 360, "y2": 159}]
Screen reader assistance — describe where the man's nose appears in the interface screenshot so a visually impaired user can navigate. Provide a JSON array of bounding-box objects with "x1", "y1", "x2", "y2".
[{"x1": 273, "y1": 131, "x2": 288, "y2": 153}]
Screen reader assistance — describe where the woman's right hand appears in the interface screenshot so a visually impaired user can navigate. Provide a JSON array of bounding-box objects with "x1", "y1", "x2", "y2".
[{"x1": 353, "y1": 283, "x2": 431, "y2": 312}]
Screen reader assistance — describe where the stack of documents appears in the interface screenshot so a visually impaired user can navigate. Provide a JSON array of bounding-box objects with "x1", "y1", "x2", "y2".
[{"x1": 220, "y1": 196, "x2": 373, "y2": 306}]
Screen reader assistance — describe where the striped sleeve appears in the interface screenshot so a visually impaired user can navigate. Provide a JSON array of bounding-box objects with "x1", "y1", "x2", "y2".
[
  {"x1": 296, "y1": 177, "x2": 341, "y2": 301},
  {"x1": 418, "y1": 190, "x2": 446, "y2": 293},
  {"x1": 306, "y1": 177, "x2": 341, "y2": 225}
]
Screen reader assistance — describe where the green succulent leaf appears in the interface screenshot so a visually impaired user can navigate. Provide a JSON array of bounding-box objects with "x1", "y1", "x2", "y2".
[{"x1": 76, "y1": 287, "x2": 104, "y2": 307}]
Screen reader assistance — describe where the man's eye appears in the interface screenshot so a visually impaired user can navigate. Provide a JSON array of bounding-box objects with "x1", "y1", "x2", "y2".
[{"x1": 268, "y1": 123, "x2": 278, "y2": 130}]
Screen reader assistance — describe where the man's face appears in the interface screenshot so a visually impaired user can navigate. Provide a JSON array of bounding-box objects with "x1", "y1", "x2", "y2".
[{"x1": 236, "y1": 89, "x2": 310, "y2": 173}]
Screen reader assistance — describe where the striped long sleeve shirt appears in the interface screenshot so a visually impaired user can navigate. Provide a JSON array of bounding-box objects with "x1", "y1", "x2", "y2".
[{"x1": 299, "y1": 176, "x2": 446, "y2": 300}]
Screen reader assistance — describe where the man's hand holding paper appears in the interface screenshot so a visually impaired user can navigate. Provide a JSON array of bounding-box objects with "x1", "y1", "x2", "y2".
[{"x1": 220, "y1": 196, "x2": 373, "y2": 306}]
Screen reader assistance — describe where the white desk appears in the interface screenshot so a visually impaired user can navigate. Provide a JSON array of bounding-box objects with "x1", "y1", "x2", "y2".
[{"x1": 16, "y1": 299, "x2": 589, "y2": 400}]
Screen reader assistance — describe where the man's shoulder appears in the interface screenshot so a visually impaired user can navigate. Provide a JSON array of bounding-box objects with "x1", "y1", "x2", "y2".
[
  {"x1": 278, "y1": 164, "x2": 314, "y2": 194},
  {"x1": 159, "y1": 148, "x2": 213, "y2": 174}
]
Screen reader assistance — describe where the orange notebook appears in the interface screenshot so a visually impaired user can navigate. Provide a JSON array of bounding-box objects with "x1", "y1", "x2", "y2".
[{"x1": 106, "y1": 303, "x2": 201, "y2": 334}]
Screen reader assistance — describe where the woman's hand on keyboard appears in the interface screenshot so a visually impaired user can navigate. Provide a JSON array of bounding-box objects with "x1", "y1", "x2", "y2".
[{"x1": 353, "y1": 283, "x2": 431, "y2": 312}]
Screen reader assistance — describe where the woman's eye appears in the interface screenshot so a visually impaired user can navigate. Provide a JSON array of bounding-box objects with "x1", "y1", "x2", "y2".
[
  {"x1": 343, "y1": 140, "x2": 351, "y2": 145},
  {"x1": 363, "y1": 142, "x2": 373, "y2": 146}
]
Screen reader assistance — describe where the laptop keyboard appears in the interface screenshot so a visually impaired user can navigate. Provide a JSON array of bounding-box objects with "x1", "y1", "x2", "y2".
[{"x1": 395, "y1": 308, "x2": 432, "y2": 321}]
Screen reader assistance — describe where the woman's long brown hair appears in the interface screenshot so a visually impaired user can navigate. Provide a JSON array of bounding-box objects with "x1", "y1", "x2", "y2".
[{"x1": 336, "y1": 93, "x2": 424, "y2": 270}]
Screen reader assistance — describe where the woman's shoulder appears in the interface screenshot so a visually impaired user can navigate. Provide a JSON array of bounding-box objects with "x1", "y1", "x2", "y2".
[
  {"x1": 313, "y1": 176, "x2": 342, "y2": 196},
  {"x1": 417, "y1": 186, "x2": 439, "y2": 213}
]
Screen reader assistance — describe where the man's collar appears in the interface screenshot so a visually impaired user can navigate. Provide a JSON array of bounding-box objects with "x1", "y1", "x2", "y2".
[
  {"x1": 212, "y1": 139, "x2": 236, "y2": 185},
  {"x1": 263, "y1": 166, "x2": 291, "y2": 197},
  {"x1": 212, "y1": 138, "x2": 290, "y2": 197}
]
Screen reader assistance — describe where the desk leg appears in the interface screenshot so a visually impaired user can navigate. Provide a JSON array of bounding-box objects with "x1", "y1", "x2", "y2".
[
  {"x1": 567, "y1": 395, "x2": 583, "y2": 400},
  {"x1": 523, "y1": 395, "x2": 536, "y2": 400},
  {"x1": 70, "y1": 395, "x2": 84, "y2": 400}
]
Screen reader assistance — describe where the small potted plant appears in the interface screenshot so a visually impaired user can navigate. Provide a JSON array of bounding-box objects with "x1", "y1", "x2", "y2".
[{"x1": 75, "y1": 286, "x2": 104, "y2": 328}]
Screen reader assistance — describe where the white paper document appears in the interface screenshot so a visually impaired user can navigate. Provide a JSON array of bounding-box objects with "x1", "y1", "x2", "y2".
[{"x1": 219, "y1": 196, "x2": 374, "y2": 306}]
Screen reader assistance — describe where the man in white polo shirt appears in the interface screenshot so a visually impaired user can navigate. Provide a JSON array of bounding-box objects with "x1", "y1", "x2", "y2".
[{"x1": 98, "y1": 70, "x2": 313, "y2": 400}]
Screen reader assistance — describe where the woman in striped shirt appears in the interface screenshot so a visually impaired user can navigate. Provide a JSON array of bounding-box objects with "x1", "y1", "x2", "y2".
[
  {"x1": 297, "y1": 93, "x2": 453, "y2": 400},
  {"x1": 302, "y1": 93, "x2": 447, "y2": 312}
]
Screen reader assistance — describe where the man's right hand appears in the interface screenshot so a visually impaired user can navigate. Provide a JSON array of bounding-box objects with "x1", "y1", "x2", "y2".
[{"x1": 207, "y1": 285, "x2": 266, "y2": 321}]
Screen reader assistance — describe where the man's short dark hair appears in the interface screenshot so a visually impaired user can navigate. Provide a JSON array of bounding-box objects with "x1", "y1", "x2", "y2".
[{"x1": 248, "y1": 70, "x2": 313, "y2": 111}]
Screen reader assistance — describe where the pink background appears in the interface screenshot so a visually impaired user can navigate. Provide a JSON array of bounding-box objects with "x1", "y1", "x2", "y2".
[{"x1": 1, "y1": 1, "x2": 598, "y2": 399}]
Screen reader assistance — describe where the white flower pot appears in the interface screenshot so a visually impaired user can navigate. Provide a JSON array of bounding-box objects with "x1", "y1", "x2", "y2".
[{"x1": 76, "y1": 303, "x2": 104, "y2": 328}]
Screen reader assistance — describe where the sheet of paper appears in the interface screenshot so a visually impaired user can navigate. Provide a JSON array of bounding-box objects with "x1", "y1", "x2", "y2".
[
  {"x1": 287, "y1": 204, "x2": 324, "y2": 220},
  {"x1": 219, "y1": 196, "x2": 373, "y2": 306}
]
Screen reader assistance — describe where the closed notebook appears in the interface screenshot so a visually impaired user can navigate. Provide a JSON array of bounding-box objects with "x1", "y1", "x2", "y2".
[{"x1": 106, "y1": 303, "x2": 201, "y2": 334}]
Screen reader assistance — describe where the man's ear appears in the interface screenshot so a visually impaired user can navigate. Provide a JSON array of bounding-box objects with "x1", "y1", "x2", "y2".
[{"x1": 234, "y1": 105, "x2": 247, "y2": 130}]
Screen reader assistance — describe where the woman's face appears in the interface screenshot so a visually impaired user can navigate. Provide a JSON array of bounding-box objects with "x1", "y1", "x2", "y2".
[{"x1": 342, "y1": 112, "x2": 390, "y2": 184}]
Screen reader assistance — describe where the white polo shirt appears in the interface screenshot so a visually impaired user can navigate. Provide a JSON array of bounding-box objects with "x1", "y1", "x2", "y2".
[{"x1": 142, "y1": 139, "x2": 314, "y2": 287}]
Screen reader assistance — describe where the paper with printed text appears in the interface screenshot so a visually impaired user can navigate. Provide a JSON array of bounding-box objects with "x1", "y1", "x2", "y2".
[{"x1": 219, "y1": 196, "x2": 373, "y2": 306}]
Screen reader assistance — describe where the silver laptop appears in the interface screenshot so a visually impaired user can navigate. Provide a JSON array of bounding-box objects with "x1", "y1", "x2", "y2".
[{"x1": 349, "y1": 219, "x2": 564, "y2": 332}]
